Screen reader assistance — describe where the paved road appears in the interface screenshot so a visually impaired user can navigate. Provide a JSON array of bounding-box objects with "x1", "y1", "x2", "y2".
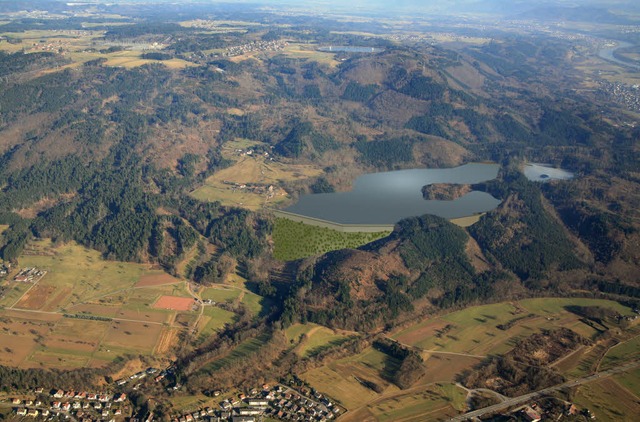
[{"x1": 447, "y1": 359, "x2": 640, "y2": 421}]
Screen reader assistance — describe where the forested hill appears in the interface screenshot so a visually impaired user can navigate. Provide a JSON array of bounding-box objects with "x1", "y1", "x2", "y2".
[{"x1": 0, "y1": 20, "x2": 638, "y2": 332}]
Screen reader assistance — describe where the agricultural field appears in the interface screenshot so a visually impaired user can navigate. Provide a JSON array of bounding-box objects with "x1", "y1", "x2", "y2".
[
  {"x1": 284, "y1": 323, "x2": 353, "y2": 357},
  {"x1": 198, "y1": 306, "x2": 237, "y2": 339},
  {"x1": 392, "y1": 298, "x2": 634, "y2": 356},
  {"x1": 614, "y1": 368, "x2": 640, "y2": 397},
  {"x1": 573, "y1": 377, "x2": 640, "y2": 422},
  {"x1": 201, "y1": 284, "x2": 267, "y2": 317},
  {"x1": 0, "y1": 28, "x2": 193, "y2": 70},
  {"x1": 601, "y1": 334, "x2": 640, "y2": 369},
  {"x1": 0, "y1": 239, "x2": 203, "y2": 369},
  {"x1": 241, "y1": 290, "x2": 268, "y2": 317},
  {"x1": 273, "y1": 218, "x2": 391, "y2": 261},
  {"x1": 154, "y1": 295, "x2": 197, "y2": 311},
  {"x1": 16, "y1": 239, "x2": 146, "y2": 311},
  {"x1": 343, "y1": 383, "x2": 467, "y2": 422},
  {"x1": 279, "y1": 43, "x2": 341, "y2": 67},
  {"x1": 199, "y1": 334, "x2": 269, "y2": 374},
  {"x1": 190, "y1": 154, "x2": 321, "y2": 210},
  {"x1": 201, "y1": 286, "x2": 242, "y2": 303},
  {"x1": 302, "y1": 343, "x2": 480, "y2": 416}
]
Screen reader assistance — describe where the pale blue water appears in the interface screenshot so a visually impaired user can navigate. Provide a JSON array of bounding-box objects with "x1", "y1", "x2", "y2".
[
  {"x1": 317, "y1": 46, "x2": 382, "y2": 53},
  {"x1": 524, "y1": 163, "x2": 574, "y2": 182},
  {"x1": 283, "y1": 163, "x2": 501, "y2": 225}
]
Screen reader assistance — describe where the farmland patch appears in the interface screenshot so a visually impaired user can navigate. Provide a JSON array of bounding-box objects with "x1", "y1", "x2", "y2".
[{"x1": 154, "y1": 295, "x2": 197, "y2": 311}]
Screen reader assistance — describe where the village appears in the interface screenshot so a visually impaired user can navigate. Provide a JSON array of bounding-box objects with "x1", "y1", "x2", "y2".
[
  {"x1": 167, "y1": 383, "x2": 343, "y2": 422},
  {"x1": 7, "y1": 388, "x2": 128, "y2": 421},
  {"x1": 219, "y1": 40, "x2": 288, "y2": 58}
]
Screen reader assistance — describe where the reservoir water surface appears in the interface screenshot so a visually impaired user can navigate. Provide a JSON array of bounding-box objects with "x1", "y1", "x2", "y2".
[
  {"x1": 283, "y1": 163, "x2": 501, "y2": 225},
  {"x1": 524, "y1": 163, "x2": 574, "y2": 182}
]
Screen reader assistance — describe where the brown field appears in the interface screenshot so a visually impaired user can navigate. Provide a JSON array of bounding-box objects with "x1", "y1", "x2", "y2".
[
  {"x1": 67, "y1": 303, "x2": 120, "y2": 318},
  {"x1": 153, "y1": 295, "x2": 196, "y2": 311},
  {"x1": 137, "y1": 272, "x2": 181, "y2": 287},
  {"x1": 395, "y1": 320, "x2": 451, "y2": 345},
  {"x1": 574, "y1": 377, "x2": 640, "y2": 421},
  {"x1": 42, "y1": 286, "x2": 73, "y2": 311},
  {"x1": 115, "y1": 308, "x2": 170, "y2": 324},
  {"x1": 2, "y1": 308, "x2": 62, "y2": 322},
  {"x1": 419, "y1": 353, "x2": 484, "y2": 385},
  {"x1": 552, "y1": 345, "x2": 590, "y2": 374},
  {"x1": 14, "y1": 284, "x2": 56, "y2": 310},
  {"x1": 0, "y1": 318, "x2": 52, "y2": 337},
  {"x1": 0, "y1": 333, "x2": 36, "y2": 366},
  {"x1": 44, "y1": 338, "x2": 97, "y2": 354},
  {"x1": 103, "y1": 320, "x2": 164, "y2": 353},
  {"x1": 26, "y1": 350, "x2": 90, "y2": 369},
  {"x1": 175, "y1": 312, "x2": 197, "y2": 327},
  {"x1": 302, "y1": 365, "x2": 381, "y2": 409},
  {"x1": 191, "y1": 154, "x2": 322, "y2": 209},
  {"x1": 155, "y1": 328, "x2": 179, "y2": 355},
  {"x1": 49, "y1": 318, "x2": 110, "y2": 345}
]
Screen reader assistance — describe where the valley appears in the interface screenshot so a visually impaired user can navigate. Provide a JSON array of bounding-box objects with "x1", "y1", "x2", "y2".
[{"x1": 0, "y1": 1, "x2": 639, "y2": 421}]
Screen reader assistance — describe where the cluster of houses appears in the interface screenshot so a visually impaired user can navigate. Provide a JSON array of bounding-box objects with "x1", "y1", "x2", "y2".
[
  {"x1": 221, "y1": 40, "x2": 288, "y2": 58},
  {"x1": 116, "y1": 367, "x2": 160, "y2": 386},
  {"x1": 598, "y1": 79, "x2": 640, "y2": 113},
  {"x1": 13, "y1": 267, "x2": 46, "y2": 283},
  {"x1": 0, "y1": 262, "x2": 9, "y2": 277},
  {"x1": 171, "y1": 384, "x2": 342, "y2": 422},
  {"x1": 12, "y1": 388, "x2": 127, "y2": 420},
  {"x1": 514, "y1": 400, "x2": 596, "y2": 421}
]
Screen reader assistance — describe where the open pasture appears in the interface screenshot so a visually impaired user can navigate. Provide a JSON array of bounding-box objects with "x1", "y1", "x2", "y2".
[
  {"x1": 0, "y1": 333, "x2": 37, "y2": 366},
  {"x1": 614, "y1": 368, "x2": 640, "y2": 398},
  {"x1": 279, "y1": 43, "x2": 340, "y2": 67},
  {"x1": 241, "y1": 290, "x2": 267, "y2": 317},
  {"x1": 302, "y1": 346, "x2": 404, "y2": 408},
  {"x1": 198, "y1": 306, "x2": 236, "y2": 339},
  {"x1": 392, "y1": 298, "x2": 633, "y2": 356},
  {"x1": 199, "y1": 335, "x2": 267, "y2": 374},
  {"x1": 286, "y1": 324, "x2": 351, "y2": 357},
  {"x1": 601, "y1": 334, "x2": 640, "y2": 369},
  {"x1": 201, "y1": 287, "x2": 242, "y2": 303},
  {"x1": 0, "y1": 282, "x2": 32, "y2": 308},
  {"x1": 0, "y1": 29, "x2": 194, "y2": 70},
  {"x1": 17, "y1": 240, "x2": 146, "y2": 310},
  {"x1": 137, "y1": 271, "x2": 180, "y2": 287},
  {"x1": 14, "y1": 284, "x2": 59, "y2": 311},
  {"x1": 26, "y1": 350, "x2": 91, "y2": 369},
  {"x1": 302, "y1": 365, "x2": 382, "y2": 409},
  {"x1": 103, "y1": 320, "x2": 164, "y2": 354},
  {"x1": 155, "y1": 327, "x2": 179, "y2": 355},
  {"x1": 67, "y1": 303, "x2": 120, "y2": 318},
  {"x1": 190, "y1": 154, "x2": 321, "y2": 209},
  {"x1": 360, "y1": 383, "x2": 466, "y2": 422},
  {"x1": 419, "y1": 353, "x2": 483, "y2": 385},
  {"x1": 574, "y1": 377, "x2": 640, "y2": 422},
  {"x1": 0, "y1": 239, "x2": 201, "y2": 367}
]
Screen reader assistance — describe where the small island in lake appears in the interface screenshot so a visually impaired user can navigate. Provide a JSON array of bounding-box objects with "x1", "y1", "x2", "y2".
[{"x1": 421, "y1": 183, "x2": 472, "y2": 200}]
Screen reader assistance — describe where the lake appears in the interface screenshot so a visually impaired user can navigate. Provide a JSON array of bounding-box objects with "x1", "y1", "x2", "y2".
[
  {"x1": 523, "y1": 163, "x2": 574, "y2": 182},
  {"x1": 317, "y1": 46, "x2": 383, "y2": 53},
  {"x1": 282, "y1": 163, "x2": 501, "y2": 226}
]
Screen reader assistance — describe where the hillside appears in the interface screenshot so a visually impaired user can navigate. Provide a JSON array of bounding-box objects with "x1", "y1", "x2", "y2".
[{"x1": 0, "y1": 6, "x2": 639, "y2": 420}]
